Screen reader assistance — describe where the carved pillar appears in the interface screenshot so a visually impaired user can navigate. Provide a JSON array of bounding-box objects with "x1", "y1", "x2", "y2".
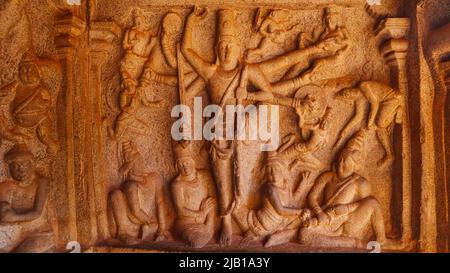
[
  {"x1": 441, "y1": 60, "x2": 450, "y2": 251},
  {"x1": 54, "y1": 14, "x2": 87, "y2": 248},
  {"x1": 443, "y1": 61, "x2": 450, "y2": 92},
  {"x1": 376, "y1": 18, "x2": 413, "y2": 248},
  {"x1": 88, "y1": 21, "x2": 121, "y2": 242}
]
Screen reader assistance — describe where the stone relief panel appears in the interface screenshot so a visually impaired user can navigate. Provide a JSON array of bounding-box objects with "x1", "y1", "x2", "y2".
[
  {"x1": 0, "y1": 0, "x2": 448, "y2": 253},
  {"x1": 97, "y1": 3, "x2": 402, "y2": 251}
]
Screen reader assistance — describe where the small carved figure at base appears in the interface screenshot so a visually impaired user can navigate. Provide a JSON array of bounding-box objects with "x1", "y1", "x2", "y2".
[
  {"x1": 298, "y1": 131, "x2": 402, "y2": 251},
  {"x1": 233, "y1": 149, "x2": 313, "y2": 248},
  {"x1": 108, "y1": 141, "x2": 169, "y2": 245},
  {"x1": 0, "y1": 144, "x2": 54, "y2": 253},
  {"x1": 171, "y1": 141, "x2": 217, "y2": 248}
]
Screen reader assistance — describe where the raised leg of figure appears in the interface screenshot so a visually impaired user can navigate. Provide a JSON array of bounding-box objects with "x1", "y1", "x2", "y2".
[
  {"x1": 376, "y1": 127, "x2": 394, "y2": 167},
  {"x1": 299, "y1": 227, "x2": 364, "y2": 249},
  {"x1": 264, "y1": 229, "x2": 298, "y2": 248},
  {"x1": 343, "y1": 197, "x2": 385, "y2": 241},
  {"x1": 37, "y1": 116, "x2": 59, "y2": 154}
]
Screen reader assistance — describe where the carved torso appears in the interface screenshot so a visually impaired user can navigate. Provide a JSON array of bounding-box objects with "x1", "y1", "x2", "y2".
[
  {"x1": 11, "y1": 84, "x2": 51, "y2": 128},
  {"x1": 125, "y1": 28, "x2": 153, "y2": 57},
  {"x1": 321, "y1": 172, "x2": 371, "y2": 209},
  {"x1": 0, "y1": 179, "x2": 39, "y2": 214},
  {"x1": 174, "y1": 170, "x2": 212, "y2": 222},
  {"x1": 208, "y1": 66, "x2": 240, "y2": 106}
]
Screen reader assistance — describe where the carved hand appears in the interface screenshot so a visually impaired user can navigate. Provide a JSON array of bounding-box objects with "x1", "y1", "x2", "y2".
[
  {"x1": 300, "y1": 171, "x2": 312, "y2": 184},
  {"x1": 317, "y1": 212, "x2": 331, "y2": 226},
  {"x1": 187, "y1": 6, "x2": 208, "y2": 25},
  {"x1": 200, "y1": 197, "x2": 215, "y2": 213},
  {"x1": 235, "y1": 86, "x2": 248, "y2": 100},
  {"x1": 122, "y1": 78, "x2": 137, "y2": 92},
  {"x1": 316, "y1": 37, "x2": 345, "y2": 54}
]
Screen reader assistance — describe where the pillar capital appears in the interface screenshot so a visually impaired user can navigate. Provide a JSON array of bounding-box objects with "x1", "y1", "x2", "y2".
[
  {"x1": 376, "y1": 18, "x2": 410, "y2": 69},
  {"x1": 375, "y1": 17, "x2": 410, "y2": 42},
  {"x1": 89, "y1": 21, "x2": 121, "y2": 64},
  {"x1": 54, "y1": 14, "x2": 86, "y2": 59}
]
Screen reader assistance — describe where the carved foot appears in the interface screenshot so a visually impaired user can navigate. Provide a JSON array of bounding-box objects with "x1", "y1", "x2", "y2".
[
  {"x1": 118, "y1": 233, "x2": 140, "y2": 246},
  {"x1": 219, "y1": 221, "x2": 233, "y2": 247},
  {"x1": 239, "y1": 232, "x2": 256, "y2": 247}
]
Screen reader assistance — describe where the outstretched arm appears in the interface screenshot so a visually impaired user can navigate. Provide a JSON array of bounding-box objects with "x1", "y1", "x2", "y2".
[{"x1": 181, "y1": 7, "x2": 215, "y2": 81}]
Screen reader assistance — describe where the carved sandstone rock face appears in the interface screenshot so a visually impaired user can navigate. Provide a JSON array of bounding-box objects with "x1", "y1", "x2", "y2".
[{"x1": 0, "y1": 0, "x2": 448, "y2": 253}]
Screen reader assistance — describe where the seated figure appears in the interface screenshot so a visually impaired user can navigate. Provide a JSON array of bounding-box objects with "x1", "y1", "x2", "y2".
[
  {"x1": 108, "y1": 141, "x2": 170, "y2": 244},
  {"x1": 0, "y1": 144, "x2": 54, "y2": 252},
  {"x1": 0, "y1": 51, "x2": 59, "y2": 154},
  {"x1": 233, "y1": 146, "x2": 313, "y2": 247},
  {"x1": 298, "y1": 130, "x2": 400, "y2": 249},
  {"x1": 171, "y1": 141, "x2": 217, "y2": 248}
]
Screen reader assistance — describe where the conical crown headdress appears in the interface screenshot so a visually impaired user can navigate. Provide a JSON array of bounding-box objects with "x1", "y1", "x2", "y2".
[{"x1": 217, "y1": 9, "x2": 237, "y2": 43}]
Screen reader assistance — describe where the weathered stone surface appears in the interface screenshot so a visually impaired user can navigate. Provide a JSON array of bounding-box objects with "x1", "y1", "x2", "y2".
[{"x1": 0, "y1": 0, "x2": 448, "y2": 253}]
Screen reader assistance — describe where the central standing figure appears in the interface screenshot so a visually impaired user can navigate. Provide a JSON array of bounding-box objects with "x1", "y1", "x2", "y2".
[{"x1": 181, "y1": 6, "x2": 346, "y2": 246}]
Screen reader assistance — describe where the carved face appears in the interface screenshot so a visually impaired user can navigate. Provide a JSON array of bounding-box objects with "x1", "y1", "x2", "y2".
[
  {"x1": 19, "y1": 62, "x2": 40, "y2": 85},
  {"x1": 267, "y1": 164, "x2": 286, "y2": 186},
  {"x1": 177, "y1": 157, "x2": 196, "y2": 177},
  {"x1": 337, "y1": 152, "x2": 357, "y2": 179},
  {"x1": 9, "y1": 158, "x2": 34, "y2": 182},
  {"x1": 134, "y1": 15, "x2": 147, "y2": 29},
  {"x1": 217, "y1": 39, "x2": 240, "y2": 71},
  {"x1": 162, "y1": 14, "x2": 182, "y2": 35},
  {"x1": 325, "y1": 13, "x2": 339, "y2": 29}
]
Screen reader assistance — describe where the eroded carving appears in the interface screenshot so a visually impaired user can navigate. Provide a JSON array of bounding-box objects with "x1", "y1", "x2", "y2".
[
  {"x1": 0, "y1": 50, "x2": 59, "y2": 154},
  {"x1": 335, "y1": 81, "x2": 403, "y2": 167},
  {"x1": 108, "y1": 141, "x2": 169, "y2": 244},
  {"x1": 0, "y1": 144, "x2": 54, "y2": 253},
  {"x1": 171, "y1": 141, "x2": 217, "y2": 248},
  {"x1": 298, "y1": 131, "x2": 399, "y2": 249},
  {"x1": 0, "y1": 1, "x2": 439, "y2": 253}
]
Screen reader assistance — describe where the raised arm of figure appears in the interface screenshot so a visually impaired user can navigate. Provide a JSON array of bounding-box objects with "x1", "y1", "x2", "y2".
[{"x1": 181, "y1": 7, "x2": 215, "y2": 81}]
